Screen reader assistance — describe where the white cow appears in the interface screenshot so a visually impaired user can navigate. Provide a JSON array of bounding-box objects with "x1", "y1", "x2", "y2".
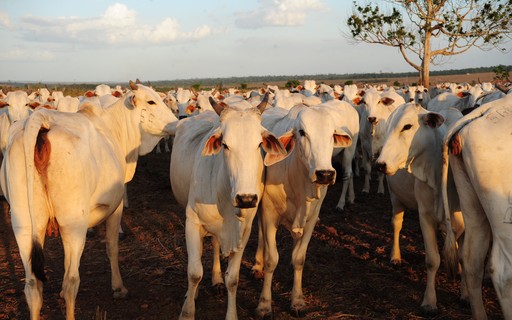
[
  {"x1": 56, "y1": 96, "x2": 80, "y2": 113},
  {"x1": 428, "y1": 85, "x2": 484, "y2": 113},
  {"x1": 375, "y1": 103, "x2": 465, "y2": 315},
  {"x1": 253, "y1": 103, "x2": 354, "y2": 318},
  {"x1": 0, "y1": 81, "x2": 178, "y2": 320},
  {"x1": 442, "y1": 94, "x2": 512, "y2": 320},
  {"x1": 358, "y1": 89, "x2": 405, "y2": 194},
  {"x1": 170, "y1": 94, "x2": 291, "y2": 320},
  {"x1": 319, "y1": 100, "x2": 360, "y2": 212}
]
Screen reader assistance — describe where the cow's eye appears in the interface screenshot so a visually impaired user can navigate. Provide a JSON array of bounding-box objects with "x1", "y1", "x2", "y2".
[
  {"x1": 401, "y1": 124, "x2": 412, "y2": 132},
  {"x1": 222, "y1": 143, "x2": 229, "y2": 150},
  {"x1": 147, "y1": 100, "x2": 156, "y2": 105},
  {"x1": 299, "y1": 129, "x2": 305, "y2": 137}
]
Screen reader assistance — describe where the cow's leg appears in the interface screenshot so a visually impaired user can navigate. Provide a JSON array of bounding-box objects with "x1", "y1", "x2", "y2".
[
  {"x1": 255, "y1": 219, "x2": 279, "y2": 318},
  {"x1": 451, "y1": 157, "x2": 490, "y2": 319},
  {"x1": 211, "y1": 237, "x2": 224, "y2": 289},
  {"x1": 60, "y1": 225, "x2": 87, "y2": 320},
  {"x1": 417, "y1": 205, "x2": 440, "y2": 315},
  {"x1": 335, "y1": 145, "x2": 356, "y2": 211},
  {"x1": 105, "y1": 204, "x2": 128, "y2": 298},
  {"x1": 289, "y1": 213, "x2": 318, "y2": 316},
  {"x1": 180, "y1": 208, "x2": 204, "y2": 320},
  {"x1": 485, "y1": 200, "x2": 512, "y2": 319},
  {"x1": 361, "y1": 148, "x2": 371, "y2": 194},
  {"x1": 251, "y1": 215, "x2": 264, "y2": 278},
  {"x1": 389, "y1": 194, "x2": 405, "y2": 265},
  {"x1": 376, "y1": 172, "x2": 385, "y2": 194},
  {"x1": 164, "y1": 136, "x2": 171, "y2": 152},
  {"x1": 488, "y1": 235, "x2": 512, "y2": 319},
  {"x1": 13, "y1": 218, "x2": 46, "y2": 320},
  {"x1": 224, "y1": 217, "x2": 255, "y2": 320}
]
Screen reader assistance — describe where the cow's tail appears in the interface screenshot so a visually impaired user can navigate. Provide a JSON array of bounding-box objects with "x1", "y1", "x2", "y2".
[
  {"x1": 24, "y1": 110, "x2": 52, "y2": 282},
  {"x1": 441, "y1": 141, "x2": 458, "y2": 280}
]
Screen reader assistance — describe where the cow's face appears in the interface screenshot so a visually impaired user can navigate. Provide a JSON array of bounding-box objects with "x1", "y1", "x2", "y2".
[
  {"x1": 3, "y1": 91, "x2": 31, "y2": 123},
  {"x1": 376, "y1": 103, "x2": 444, "y2": 175},
  {"x1": 295, "y1": 107, "x2": 352, "y2": 185},
  {"x1": 129, "y1": 82, "x2": 179, "y2": 154},
  {"x1": 202, "y1": 107, "x2": 290, "y2": 209}
]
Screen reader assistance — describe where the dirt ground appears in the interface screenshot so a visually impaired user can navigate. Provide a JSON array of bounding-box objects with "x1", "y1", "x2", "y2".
[{"x1": 0, "y1": 140, "x2": 504, "y2": 320}]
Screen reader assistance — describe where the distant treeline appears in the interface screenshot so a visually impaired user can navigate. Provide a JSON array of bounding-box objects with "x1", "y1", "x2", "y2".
[
  {"x1": 2, "y1": 65, "x2": 509, "y2": 91},
  {"x1": 150, "y1": 65, "x2": 509, "y2": 88}
]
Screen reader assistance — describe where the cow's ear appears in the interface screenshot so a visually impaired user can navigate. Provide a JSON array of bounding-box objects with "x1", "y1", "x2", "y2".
[
  {"x1": 202, "y1": 129, "x2": 222, "y2": 156},
  {"x1": 0, "y1": 101, "x2": 8, "y2": 108},
  {"x1": 333, "y1": 129, "x2": 352, "y2": 148},
  {"x1": 263, "y1": 129, "x2": 295, "y2": 166},
  {"x1": 457, "y1": 91, "x2": 470, "y2": 98},
  {"x1": 422, "y1": 112, "x2": 444, "y2": 128},
  {"x1": 28, "y1": 101, "x2": 41, "y2": 109},
  {"x1": 381, "y1": 97, "x2": 395, "y2": 106}
]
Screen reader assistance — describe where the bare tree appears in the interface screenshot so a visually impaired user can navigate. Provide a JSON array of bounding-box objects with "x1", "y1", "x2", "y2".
[{"x1": 346, "y1": 0, "x2": 512, "y2": 86}]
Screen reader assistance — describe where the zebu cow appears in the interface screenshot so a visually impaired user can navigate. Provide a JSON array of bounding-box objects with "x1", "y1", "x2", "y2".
[
  {"x1": 443, "y1": 94, "x2": 512, "y2": 320},
  {"x1": 0, "y1": 81, "x2": 178, "y2": 320},
  {"x1": 170, "y1": 94, "x2": 291, "y2": 320},
  {"x1": 253, "y1": 103, "x2": 355, "y2": 317},
  {"x1": 358, "y1": 89, "x2": 405, "y2": 194},
  {"x1": 375, "y1": 103, "x2": 465, "y2": 315}
]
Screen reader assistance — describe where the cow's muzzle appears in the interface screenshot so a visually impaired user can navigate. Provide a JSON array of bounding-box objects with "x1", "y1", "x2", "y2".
[
  {"x1": 235, "y1": 194, "x2": 258, "y2": 208},
  {"x1": 314, "y1": 170, "x2": 336, "y2": 185}
]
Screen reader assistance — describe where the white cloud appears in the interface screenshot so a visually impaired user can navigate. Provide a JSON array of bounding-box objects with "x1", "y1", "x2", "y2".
[
  {"x1": 235, "y1": 0, "x2": 326, "y2": 29},
  {"x1": 17, "y1": 3, "x2": 213, "y2": 45},
  {"x1": 0, "y1": 46, "x2": 55, "y2": 61},
  {"x1": 0, "y1": 11, "x2": 12, "y2": 29}
]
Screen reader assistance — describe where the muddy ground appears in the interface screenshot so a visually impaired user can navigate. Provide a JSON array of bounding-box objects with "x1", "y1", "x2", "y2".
[{"x1": 0, "y1": 145, "x2": 503, "y2": 320}]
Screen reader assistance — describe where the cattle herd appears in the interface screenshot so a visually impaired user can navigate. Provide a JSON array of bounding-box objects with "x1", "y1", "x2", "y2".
[{"x1": 0, "y1": 78, "x2": 511, "y2": 320}]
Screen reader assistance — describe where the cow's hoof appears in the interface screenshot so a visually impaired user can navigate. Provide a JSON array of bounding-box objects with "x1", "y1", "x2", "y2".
[
  {"x1": 420, "y1": 304, "x2": 438, "y2": 317},
  {"x1": 255, "y1": 307, "x2": 272, "y2": 319},
  {"x1": 113, "y1": 287, "x2": 129, "y2": 299},
  {"x1": 290, "y1": 308, "x2": 306, "y2": 318},
  {"x1": 390, "y1": 259, "x2": 402, "y2": 267}
]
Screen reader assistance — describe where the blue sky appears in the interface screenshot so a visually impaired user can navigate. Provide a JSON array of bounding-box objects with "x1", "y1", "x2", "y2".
[{"x1": 0, "y1": 0, "x2": 510, "y2": 83}]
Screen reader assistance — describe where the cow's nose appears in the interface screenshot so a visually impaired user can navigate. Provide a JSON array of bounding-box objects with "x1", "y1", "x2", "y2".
[
  {"x1": 235, "y1": 194, "x2": 258, "y2": 208},
  {"x1": 375, "y1": 162, "x2": 387, "y2": 173},
  {"x1": 368, "y1": 117, "x2": 377, "y2": 124},
  {"x1": 178, "y1": 115, "x2": 188, "y2": 120},
  {"x1": 315, "y1": 170, "x2": 335, "y2": 185},
  {"x1": 409, "y1": 98, "x2": 414, "y2": 102}
]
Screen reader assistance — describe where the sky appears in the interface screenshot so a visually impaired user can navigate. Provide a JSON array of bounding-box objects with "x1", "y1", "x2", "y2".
[{"x1": 0, "y1": 0, "x2": 510, "y2": 83}]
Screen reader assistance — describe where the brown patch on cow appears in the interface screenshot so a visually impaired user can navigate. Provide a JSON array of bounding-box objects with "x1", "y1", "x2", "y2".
[
  {"x1": 85, "y1": 90, "x2": 96, "y2": 98},
  {"x1": 35, "y1": 127, "x2": 51, "y2": 180},
  {"x1": 28, "y1": 101, "x2": 41, "y2": 109},
  {"x1": 112, "y1": 90, "x2": 123, "y2": 98},
  {"x1": 449, "y1": 132, "x2": 462, "y2": 155},
  {"x1": 46, "y1": 217, "x2": 59, "y2": 237},
  {"x1": 0, "y1": 101, "x2": 8, "y2": 108},
  {"x1": 457, "y1": 91, "x2": 470, "y2": 98}
]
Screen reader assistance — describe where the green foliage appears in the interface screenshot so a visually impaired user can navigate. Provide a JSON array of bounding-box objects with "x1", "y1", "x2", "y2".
[
  {"x1": 345, "y1": 80, "x2": 354, "y2": 86},
  {"x1": 493, "y1": 64, "x2": 511, "y2": 81},
  {"x1": 285, "y1": 79, "x2": 300, "y2": 88},
  {"x1": 240, "y1": 83, "x2": 248, "y2": 90},
  {"x1": 191, "y1": 83, "x2": 201, "y2": 91},
  {"x1": 393, "y1": 80, "x2": 401, "y2": 87}
]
